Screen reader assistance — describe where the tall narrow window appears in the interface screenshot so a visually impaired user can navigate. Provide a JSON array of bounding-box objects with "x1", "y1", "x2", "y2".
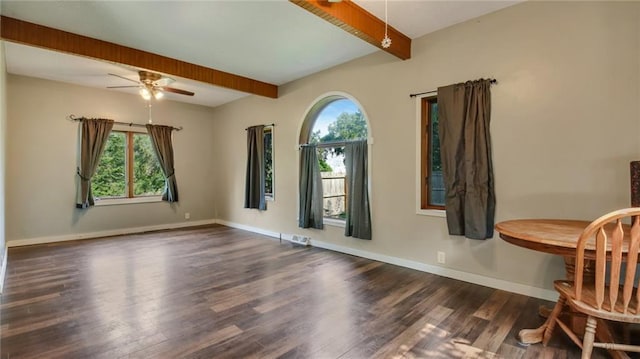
[
  {"x1": 420, "y1": 96, "x2": 444, "y2": 210},
  {"x1": 300, "y1": 94, "x2": 369, "y2": 223},
  {"x1": 245, "y1": 125, "x2": 274, "y2": 209},
  {"x1": 92, "y1": 130, "x2": 164, "y2": 200}
]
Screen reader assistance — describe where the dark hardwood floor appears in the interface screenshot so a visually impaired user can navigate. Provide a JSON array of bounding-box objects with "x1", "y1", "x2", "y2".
[{"x1": 0, "y1": 225, "x2": 613, "y2": 358}]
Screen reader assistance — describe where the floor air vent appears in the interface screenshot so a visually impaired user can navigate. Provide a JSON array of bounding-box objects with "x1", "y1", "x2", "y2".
[{"x1": 284, "y1": 234, "x2": 311, "y2": 246}]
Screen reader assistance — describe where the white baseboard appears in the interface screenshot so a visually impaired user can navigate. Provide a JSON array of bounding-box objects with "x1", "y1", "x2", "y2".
[
  {"x1": 216, "y1": 220, "x2": 305, "y2": 244},
  {"x1": 0, "y1": 246, "x2": 7, "y2": 294},
  {"x1": 218, "y1": 220, "x2": 558, "y2": 302},
  {"x1": 7, "y1": 219, "x2": 218, "y2": 248},
  {"x1": 215, "y1": 219, "x2": 283, "y2": 240},
  {"x1": 311, "y1": 240, "x2": 558, "y2": 302}
]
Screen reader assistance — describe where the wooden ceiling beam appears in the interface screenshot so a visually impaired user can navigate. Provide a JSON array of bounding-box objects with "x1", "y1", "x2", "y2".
[
  {"x1": 0, "y1": 16, "x2": 278, "y2": 99},
  {"x1": 290, "y1": 0, "x2": 411, "y2": 60}
]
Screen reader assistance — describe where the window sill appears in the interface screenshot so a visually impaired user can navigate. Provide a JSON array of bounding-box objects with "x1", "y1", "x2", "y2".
[
  {"x1": 95, "y1": 196, "x2": 163, "y2": 206},
  {"x1": 416, "y1": 209, "x2": 446, "y2": 218},
  {"x1": 324, "y1": 218, "x2": 346, "y2": 228}
]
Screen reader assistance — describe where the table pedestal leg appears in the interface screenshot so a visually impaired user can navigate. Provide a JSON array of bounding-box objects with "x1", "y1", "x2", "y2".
[
  {"x1": 517, "y1": 325, "x2": 547, "y2": 346},
  {"x1": 517, "y1": 310, "x2": 556, "y2": 345},
  {"x1": 563, "y1": 256, "x2": 595, "y2": 282},
  {"x1": 517, "y1": 296, "x2": 565, "y2": 345}
]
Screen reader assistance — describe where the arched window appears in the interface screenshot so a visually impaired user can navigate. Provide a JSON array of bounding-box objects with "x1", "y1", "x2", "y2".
[{"x1": 300, "y1": 94, "x2": 369, "y2": 222}]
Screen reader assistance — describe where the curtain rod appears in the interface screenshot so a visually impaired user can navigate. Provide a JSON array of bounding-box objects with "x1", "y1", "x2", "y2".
[
  {"x1": 299, "y1": 139, "x2": 365, "y2": 149},
  {"x1": 67, "y1": 114, "x2": 183, "y2": 131},
  {"x1": 409, "y1": 79, "x2": 498, "y2": 98},
  {"x1": 245, "y1": 123, "x2": 275, "y2": 130}
]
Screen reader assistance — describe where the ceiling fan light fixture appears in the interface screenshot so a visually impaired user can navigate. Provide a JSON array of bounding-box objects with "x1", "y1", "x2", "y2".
[
  {"x1": 108, "y1": 71, "x2": 193, "y2": 100},
  {"x1": 153, "y1": 90, "x2": 164, "y2": 100},
  {"x1": 140, "y1": 87, "x2": 151, "y2": 101}
]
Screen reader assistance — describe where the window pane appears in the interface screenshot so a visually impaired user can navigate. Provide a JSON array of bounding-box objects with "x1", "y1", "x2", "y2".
[
  {"x1": 311, "y1": 99, "x2": 367, "y2": 145},
  {"x1": 428, "y1": 102, "x2": 445, "y2": 206},
  {"x1": 321, "y1": 168, "x2": 346, "y2": 220},
  {"x1": 264, "y1": 128, "x2": 273, "y2": 197},
  {"x1": 310, "y1": 98, "x2": 367, "y2": 220},
  {"x1": 92, "y1": 132, "x2": 126, "y2": 198},
  {"x1": 133, "y1": 134, "x2": 165, "y2": 197}
]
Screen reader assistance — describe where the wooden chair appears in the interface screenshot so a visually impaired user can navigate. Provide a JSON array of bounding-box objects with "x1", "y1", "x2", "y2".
[{"x1": 544, "y1": 208, "x2": 640, "y2": 358}]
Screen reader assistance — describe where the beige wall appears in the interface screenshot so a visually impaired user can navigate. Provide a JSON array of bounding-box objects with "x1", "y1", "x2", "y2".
[
  {"x1": 6, "y1": 75, "x2": 218, "y2": 241},
  {"x1": 0, "y1": 42, "x2": 6, "y2": 267},
  {"x1": 211, "y1": 1, "x2": 640, "y2": 291}
]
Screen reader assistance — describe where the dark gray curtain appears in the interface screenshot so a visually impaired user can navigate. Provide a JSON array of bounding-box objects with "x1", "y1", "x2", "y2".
[
  {"x1": 344, "y1": 140, "x2": 371, "y2": 240},
  {"x1": 437, "y1": 79, "x2": 495, "y2": 240},
  {"x1": 299, "y1": 145, "x2": 323, "y2": 229},
  {"x1": 76, "y1": 118, "x2": 114, "y2": 208},
  {"x1": 146, "y1": 124, "x2": 179, "y2": 202},
  {"x1": 244, "y1": 125, "x2": 266, "y2": 210}
]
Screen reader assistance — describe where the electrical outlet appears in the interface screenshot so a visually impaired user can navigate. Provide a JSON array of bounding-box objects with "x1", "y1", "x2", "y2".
[
  {"x1": 185, "y1": 212, "x2": 190, "y2": 220},
  {"x1": 437, "y1": 251, "x2": 445, "y2": 264}
]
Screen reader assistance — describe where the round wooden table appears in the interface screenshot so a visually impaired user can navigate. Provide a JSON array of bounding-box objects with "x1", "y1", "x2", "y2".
[
  {"x1": 497, "y1": 219, "x2": 634, "y2": 280},
  {"x1": 497, "y1": 219, "x2": 596, "y2": 282},
  {"x1": 495, "y1": 219, "x2": 633, "y2": 359},
  {"x1": 496, "y1": 219, "x2": 592, "y2": 256}
]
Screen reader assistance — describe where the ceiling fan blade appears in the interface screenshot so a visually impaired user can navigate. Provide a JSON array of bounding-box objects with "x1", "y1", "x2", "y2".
[
  {"x1": 108, "y1": 73, "x2": 140, "y2": 84},
  {"x1": 107, "y1": 85, "x2": 140, "y2": 89},
  {"x1": 161, "y1": 87, "x2": 194, "y2": 96},
  {"x1": 154, "y1": 77, "x2": 175, "y2": 87}
]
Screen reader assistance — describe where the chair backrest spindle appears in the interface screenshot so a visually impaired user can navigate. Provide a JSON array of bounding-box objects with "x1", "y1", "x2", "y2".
[
  {"x1": 609, "y1": 220, "x2": 624, "y2": 309},
  {"x1": 575, "y1": 208, "x2": 640, "y2": 314},
  {"x1": 594, "y1": 227, "x2": 607, "y2": 310}
]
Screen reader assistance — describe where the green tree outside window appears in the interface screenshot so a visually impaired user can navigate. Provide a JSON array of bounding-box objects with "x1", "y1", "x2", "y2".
[{"x1": 92, "y1": 131, "x2": 164, "y2": 199}]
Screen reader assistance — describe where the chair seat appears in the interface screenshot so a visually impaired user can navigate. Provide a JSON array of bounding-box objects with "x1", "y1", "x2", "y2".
[{"x1": 554, "y1": 280, "x2": 640, "y2": 324}]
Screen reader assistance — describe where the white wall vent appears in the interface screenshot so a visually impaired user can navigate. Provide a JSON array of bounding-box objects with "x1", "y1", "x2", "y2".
[{"x1": 284, "y1": 234, "x2": 311, "y2": 246}]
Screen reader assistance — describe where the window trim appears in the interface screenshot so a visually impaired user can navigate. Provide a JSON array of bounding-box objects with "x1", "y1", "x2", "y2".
[
  {"x1": 324, "y1": 217, "x2": 346, "y2": 228},
  {"x1": 421, "y1": 96, "x2": 444, "y2": 211},
  {"x1": 92, "y1": 127, "x2": 164, "y2": 203},
  {"x1": 95, "y1": 196, "x2": 162, "y2": 206},
  {"x1": 298, "y1": 91, "x2": 373, "y2": 224},
  {"x1": 415, "y1": 93, "x2": 445, "y2": 217}
]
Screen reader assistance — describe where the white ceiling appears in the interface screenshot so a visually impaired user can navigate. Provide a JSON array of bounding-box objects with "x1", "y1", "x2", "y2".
[{"x1": 0, "y1": 0, "x2": 520, "y2": 108}]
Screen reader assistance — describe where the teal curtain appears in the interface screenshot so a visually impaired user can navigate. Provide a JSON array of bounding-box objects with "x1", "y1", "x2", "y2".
[
  {"x1": 344, "y1": 140, "x2": 371, "y2": 240},
  {"x1": 299, "y1": 145, "x2": 323, "y2": 229},
  {"x1": 437, "y1": 79, "x2": 494, "y2": 239},
  {"x1": 146, "y1": 124, "x2": 179, "y2": 202},
  {"x1": 244, "y1": 125, "x2": 266, "y2": 210},
  {"x1": 75, "y1": 118, "x2": 114, "y2": 208}
]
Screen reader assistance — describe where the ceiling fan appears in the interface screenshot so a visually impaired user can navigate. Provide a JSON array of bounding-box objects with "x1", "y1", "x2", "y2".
[{"x1": 107, "y1": 70, "x2": 195, "y2": 100}]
